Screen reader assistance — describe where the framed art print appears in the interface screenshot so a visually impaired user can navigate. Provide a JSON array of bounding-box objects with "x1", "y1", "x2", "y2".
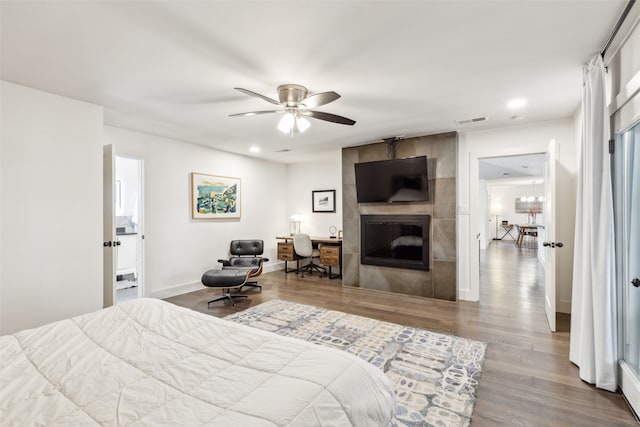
[
  {"x1": 312, "y1": 190, "x2": 336, "y2": 213},
  {"x1": 192, "y1": 173, "x2": 241, "y2": 219}
]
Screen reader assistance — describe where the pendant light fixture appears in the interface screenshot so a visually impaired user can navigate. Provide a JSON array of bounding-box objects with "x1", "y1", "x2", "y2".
[{"x1": 520, "y1": 180, "x2": 543, "y2": 203}]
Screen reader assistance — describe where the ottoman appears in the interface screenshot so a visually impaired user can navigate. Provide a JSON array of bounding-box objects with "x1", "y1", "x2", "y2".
[{"x1": 201, "y1": 269, "x2": 252, "y2": 306}]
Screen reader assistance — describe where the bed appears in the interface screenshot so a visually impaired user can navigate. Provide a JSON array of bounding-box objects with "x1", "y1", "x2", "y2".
[{"x1": 0, "y1": 298, "x2": 395, "y2": 426}]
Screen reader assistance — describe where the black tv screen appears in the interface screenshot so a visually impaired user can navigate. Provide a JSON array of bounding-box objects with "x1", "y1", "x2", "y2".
[{"x1": 354, "y1": 156, "x2": 429, "y2": 203}]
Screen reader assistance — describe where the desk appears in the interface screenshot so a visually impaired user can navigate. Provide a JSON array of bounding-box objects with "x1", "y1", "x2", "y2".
[
  {"x1": 496, "y1": 224, "x2": 516, "y2": 240},
  {"x1": 276, "y1": 236, "x2": 342, "y2": 279}
]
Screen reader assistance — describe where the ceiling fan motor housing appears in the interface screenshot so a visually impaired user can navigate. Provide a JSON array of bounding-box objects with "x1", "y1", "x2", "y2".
[{"x1": 278, "y1": 84, "x2": 308, "y2": 107}]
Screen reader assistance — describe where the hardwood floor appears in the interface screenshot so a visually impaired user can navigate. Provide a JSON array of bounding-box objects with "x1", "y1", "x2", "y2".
[{"x1": 165, "y1": 240, "x2": 638, "y2": 426}]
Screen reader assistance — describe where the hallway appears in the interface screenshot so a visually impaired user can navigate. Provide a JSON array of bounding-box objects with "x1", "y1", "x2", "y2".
[{"x1": 480, "y1": 240, "x2": 553, "y2": 332}]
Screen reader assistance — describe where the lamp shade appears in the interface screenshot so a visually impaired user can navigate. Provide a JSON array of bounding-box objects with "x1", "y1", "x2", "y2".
[
  {"x1": 296, "y1": 115, "x2": 311, "y2": 132},
  {"x1": 278, "y1": 113, "x2": 295, "y2": 133},
  {"x1": 278, "y1": 112, "x2": 311, "y2": 134}
]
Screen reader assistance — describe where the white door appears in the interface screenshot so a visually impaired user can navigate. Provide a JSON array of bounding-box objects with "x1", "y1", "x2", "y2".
[
  {"x1": 103, "y1": 145, "x2": 116, "y2": 308},
  {"x1": 543, "y1": 139, "x2": 557, "y2": 332},
  {"x1": 614, "y1": 121, "x2": 640, "y2": 416}
]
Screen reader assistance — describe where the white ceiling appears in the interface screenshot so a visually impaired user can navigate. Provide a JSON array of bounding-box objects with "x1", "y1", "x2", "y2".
[
  {"x1": 0, "y1": 1, "x2": 626, "y2": 164},
  {"x1": 479, "y1": 153, "x2": 546, "y2": 181}
]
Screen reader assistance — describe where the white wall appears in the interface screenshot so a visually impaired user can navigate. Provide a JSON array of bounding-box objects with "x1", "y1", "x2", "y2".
[
  {"x1": 487, "y1": 180, "x2": 546, "y2": 234},
  {"x1": 458, "y1": 118, "x2": 577, "y2": 313},
  {"x1": 1, "y1": 81, "x2": 104, "y2": 334},
  {"x1": 286, "y1": 150, "x2": 343, "y2": 237},
  {"x1": 103, "y1": 126, "x2": 289, "y2": 298}
]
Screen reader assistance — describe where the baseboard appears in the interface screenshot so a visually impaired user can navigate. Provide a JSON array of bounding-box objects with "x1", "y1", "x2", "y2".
[
  {"x1": 264, "y1": 262, "x2": 285, "y2": 273},
  {"x1": 457, "y1": 288, "x2": 479, "y2": 302},
  {"x1": 148, "y1": 263, "x2": 285, "y2": 300},
  {"x1": 620, "y1": 361, "x2": 640, "y2": 418},
  {"x1": 149, "y1": 281, "x2": 203, "y2": 299}
]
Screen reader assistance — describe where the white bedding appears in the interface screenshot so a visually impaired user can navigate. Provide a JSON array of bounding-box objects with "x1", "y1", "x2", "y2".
[{"x1": 0, "y1": 298, "x2": 395, "y2": 426}]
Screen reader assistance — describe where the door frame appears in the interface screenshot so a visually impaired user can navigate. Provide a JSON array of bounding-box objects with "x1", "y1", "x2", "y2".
[
  {"x1": 468, "y1": 147, "x2": 556, "y2": 330},
  {"x1": 114, "y1": 155, "x2": 145, "y2": 301}
]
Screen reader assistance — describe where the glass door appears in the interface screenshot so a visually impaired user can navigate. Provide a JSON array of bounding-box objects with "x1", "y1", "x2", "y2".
[{"x1": 614, "y1": 120, "x2": 640, "y2": 416}]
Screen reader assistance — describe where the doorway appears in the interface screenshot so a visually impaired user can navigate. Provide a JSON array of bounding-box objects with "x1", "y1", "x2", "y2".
[
  {"x1": 477, "y1": 154, "x2": 550, "y2": 325},
  {"x1": 114, "y1": 156, "x2": 144, "y2": 304}
]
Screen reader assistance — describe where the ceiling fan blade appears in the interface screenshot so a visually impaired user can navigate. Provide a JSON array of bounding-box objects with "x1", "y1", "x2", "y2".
[
  {"x1": 302, "y1": 91, "x2": 341, "y2": 108},
  {"x1": 229, "y1": 110, "x2": 283, "y2": 117},
  {"x1": 300, "y1": 110, "x2": 356, "y2": 126},
  {"x1": 234, "y1": 88, "x2": 281, "y2": 105}
]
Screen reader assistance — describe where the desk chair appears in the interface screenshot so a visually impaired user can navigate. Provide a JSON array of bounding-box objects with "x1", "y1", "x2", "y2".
[{"x1": 293, "y1": 234, "x2": 325, "y2": 278}]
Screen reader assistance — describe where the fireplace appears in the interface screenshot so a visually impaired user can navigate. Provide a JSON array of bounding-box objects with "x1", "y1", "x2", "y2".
[{"x1": 360, "y1": 214, "x2": 430, "y2": 271}]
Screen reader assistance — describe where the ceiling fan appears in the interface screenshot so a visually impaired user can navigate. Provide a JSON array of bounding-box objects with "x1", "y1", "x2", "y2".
[{"x1": 229, "y1": 84, "x2": 356, "y2": 134}]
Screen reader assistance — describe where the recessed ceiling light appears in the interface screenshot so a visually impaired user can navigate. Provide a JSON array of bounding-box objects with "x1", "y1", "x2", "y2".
[
  {"x1": 507, "y1": 98, "x2": 527, "y2": 109},
  {"x1": 249, "y1": 146, "x2": 260, "y2": 153}
]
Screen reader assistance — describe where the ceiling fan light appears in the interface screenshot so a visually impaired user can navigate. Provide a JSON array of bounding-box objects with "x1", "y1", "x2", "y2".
[
  {"x1": 278, "y1": 113, "x2": 295, "y2": 133},
  {"x1": 296, "y1": 115, "x2": 311, "y2": 133}
]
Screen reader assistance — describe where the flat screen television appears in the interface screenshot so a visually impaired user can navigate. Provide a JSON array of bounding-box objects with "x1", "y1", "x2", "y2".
[{"x1": 354, "y1": 156, "x2": 429, "y2": 203}]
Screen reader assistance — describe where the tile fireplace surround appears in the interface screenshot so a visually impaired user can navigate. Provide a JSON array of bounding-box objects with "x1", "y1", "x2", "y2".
[{"x1": 342, "y1": 132, "x2": 457, "y2": 300}]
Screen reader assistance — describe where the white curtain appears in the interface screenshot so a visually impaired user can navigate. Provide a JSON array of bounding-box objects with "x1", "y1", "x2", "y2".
[{"x1": 569, "y1": 54, "x2": 617, "y2": 392}]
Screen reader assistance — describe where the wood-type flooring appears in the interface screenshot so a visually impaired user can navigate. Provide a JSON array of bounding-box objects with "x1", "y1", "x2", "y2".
[{"x1": 165, "y1": 240, "x2": 638, "y2": 426}]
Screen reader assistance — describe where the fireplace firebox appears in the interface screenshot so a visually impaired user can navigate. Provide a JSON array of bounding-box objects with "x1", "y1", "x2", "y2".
[{"x1": 360, "y1": 214, "x2": 430, "y2": 271}]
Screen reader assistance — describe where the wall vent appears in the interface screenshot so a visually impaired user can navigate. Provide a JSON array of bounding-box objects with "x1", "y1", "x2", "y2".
[{"x1": 455, "y1": 116, "x2": 489, "y2": 125}]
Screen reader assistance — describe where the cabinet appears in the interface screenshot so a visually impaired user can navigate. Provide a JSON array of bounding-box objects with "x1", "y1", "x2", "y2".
[
  {"x1": 277, "y1": 242, "x2": 300, "y2": 261},
  {"x1": 320, "y1": 245, "x2": 340, "y2": 267}
]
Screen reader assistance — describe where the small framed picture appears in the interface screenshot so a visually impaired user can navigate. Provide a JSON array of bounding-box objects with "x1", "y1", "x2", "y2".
[{"x1": 312, "y1": 190, "x2": 336, "y2": 213}]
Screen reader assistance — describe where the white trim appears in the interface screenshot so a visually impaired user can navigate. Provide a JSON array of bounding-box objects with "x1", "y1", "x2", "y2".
[
  {"x1": 603, "y1": 5, "x2": 640, "y2": 67},
  {"x1": 149, "y1": 281, "x2": 203, "y2": 299},
  {"x1": 620, "y1": 361, "x2": 640, "y2": 418},
  {"x1": 457, "y1": 289, "x2": 475, "y2": 302},
  {"x1": 610, "y1": 70, "x2": 640, "y2": 125},
  {"x1": 149, "y1": 263, "x2": 285, "y2": 299},
  {"x1": 467, "y1": 148, "x2": 547, "y2": 303},
  {"x1": 614, "y1": 82, "x2": 640, "y2": 135},
  {"x1": 264, "y1": 263, "x2": 285, "y2": 273}
]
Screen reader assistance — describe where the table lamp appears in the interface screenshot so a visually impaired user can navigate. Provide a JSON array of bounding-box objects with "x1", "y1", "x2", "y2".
[{"x1": 289, "y1": 214, "x2": 304, "y2": 235}]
